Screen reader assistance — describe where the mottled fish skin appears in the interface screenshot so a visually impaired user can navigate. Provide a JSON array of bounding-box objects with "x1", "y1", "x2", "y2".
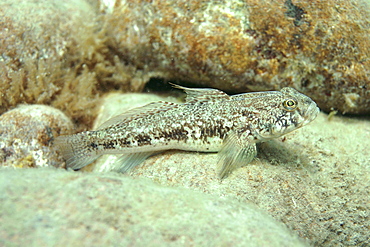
[{"x1": 54, "y1": 85, "x2": 319, "y2": 178}]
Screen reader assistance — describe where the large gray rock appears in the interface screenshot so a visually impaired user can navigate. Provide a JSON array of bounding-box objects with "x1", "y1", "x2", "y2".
[{"x1": 0, "y1": 168, "x2": 307, "y2": 246}]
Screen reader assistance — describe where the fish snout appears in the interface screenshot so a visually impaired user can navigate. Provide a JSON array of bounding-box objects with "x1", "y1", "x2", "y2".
[{"x1": 303, "y1": 102, "x2": 319, "y2": 125}]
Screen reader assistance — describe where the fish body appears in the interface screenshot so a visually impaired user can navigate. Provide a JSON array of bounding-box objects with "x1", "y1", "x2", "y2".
[{"x1": 55, "y1": 85, "x2": 319, "y2": 178}]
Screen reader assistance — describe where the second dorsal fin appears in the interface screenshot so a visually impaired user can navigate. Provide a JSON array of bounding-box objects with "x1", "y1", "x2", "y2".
[
  {"x1": 96, "y1": 101, "x2": 178, "y2": 130},
  {"x1": 170, "y1": 83, "x2": 230, "y2": 103}
]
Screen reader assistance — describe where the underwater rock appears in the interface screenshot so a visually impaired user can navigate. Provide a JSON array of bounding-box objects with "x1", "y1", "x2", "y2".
[
  {"x1": 0, "y1": 168, "x2": 308, "y2": 246},
  {"x1": 103, "y1": 0, "x2": 370, "y2": 114},
  {"x1": 0, "y1": 105, "x2": 73, "y2": 168},
  {"x1": 91, "y1": 93, "x2": 370, "y2": 246},
  {"x1": 0, "y1": 0, "x2": 146, "y2": 130}
]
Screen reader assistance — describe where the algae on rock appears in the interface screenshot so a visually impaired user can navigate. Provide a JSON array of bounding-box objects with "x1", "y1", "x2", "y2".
[{"x1": 0, "y1": 0, "x2": 146, "y2": 131}]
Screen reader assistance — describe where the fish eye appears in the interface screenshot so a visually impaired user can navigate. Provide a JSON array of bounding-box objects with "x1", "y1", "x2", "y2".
[{"x1": 283, "y1": 99, "x2": 298, "y2": 111}]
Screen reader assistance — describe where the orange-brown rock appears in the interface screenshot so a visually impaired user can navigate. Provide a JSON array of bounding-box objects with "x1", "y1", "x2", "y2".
[{"x1": 105, "y1": 0, "x2": 370, "y2": 114}]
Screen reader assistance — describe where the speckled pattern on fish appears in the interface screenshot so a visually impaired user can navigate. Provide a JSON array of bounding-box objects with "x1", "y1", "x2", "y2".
[{"x1": 54, "y1": 84, "x2": 319, "y2": 178}]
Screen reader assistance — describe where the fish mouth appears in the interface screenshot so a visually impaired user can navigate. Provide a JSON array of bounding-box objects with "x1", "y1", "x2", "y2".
[{"x1": 301, "y1": 103, "x2": 320, "y2": 126}]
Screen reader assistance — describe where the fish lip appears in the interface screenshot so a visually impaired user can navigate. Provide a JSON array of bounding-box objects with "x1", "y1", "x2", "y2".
[{"x1": 302, "y1": 103, "x2": 320, "y2": 125}]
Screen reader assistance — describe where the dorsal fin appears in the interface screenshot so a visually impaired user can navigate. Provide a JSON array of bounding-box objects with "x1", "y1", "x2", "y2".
[
  {"x1": 97, "y1": 101, "x2": 178, "y2": 130},
  {"x1": 170, "y1": 83, "x2": 230, "y2": 103}
]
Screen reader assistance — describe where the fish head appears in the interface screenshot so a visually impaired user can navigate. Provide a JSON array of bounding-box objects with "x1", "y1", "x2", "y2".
[{"x1": 257, "y1": 87, "x2": 319, "y2": 139}]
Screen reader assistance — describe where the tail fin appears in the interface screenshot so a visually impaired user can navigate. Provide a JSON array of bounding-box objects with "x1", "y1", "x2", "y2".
[{"x1": 54, "y1": 134, "x2": 99, "y2": 170}]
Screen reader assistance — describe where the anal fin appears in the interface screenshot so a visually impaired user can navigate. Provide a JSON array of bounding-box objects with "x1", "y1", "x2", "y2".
[{"x1": 95, "y1": 152, "x2": 155, "y2": 173}]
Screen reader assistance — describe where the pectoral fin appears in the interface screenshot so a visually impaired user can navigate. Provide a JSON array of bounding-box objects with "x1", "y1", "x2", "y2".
[{"x1": 217, "y1": 133, "x2": 257, "y2": 179}]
